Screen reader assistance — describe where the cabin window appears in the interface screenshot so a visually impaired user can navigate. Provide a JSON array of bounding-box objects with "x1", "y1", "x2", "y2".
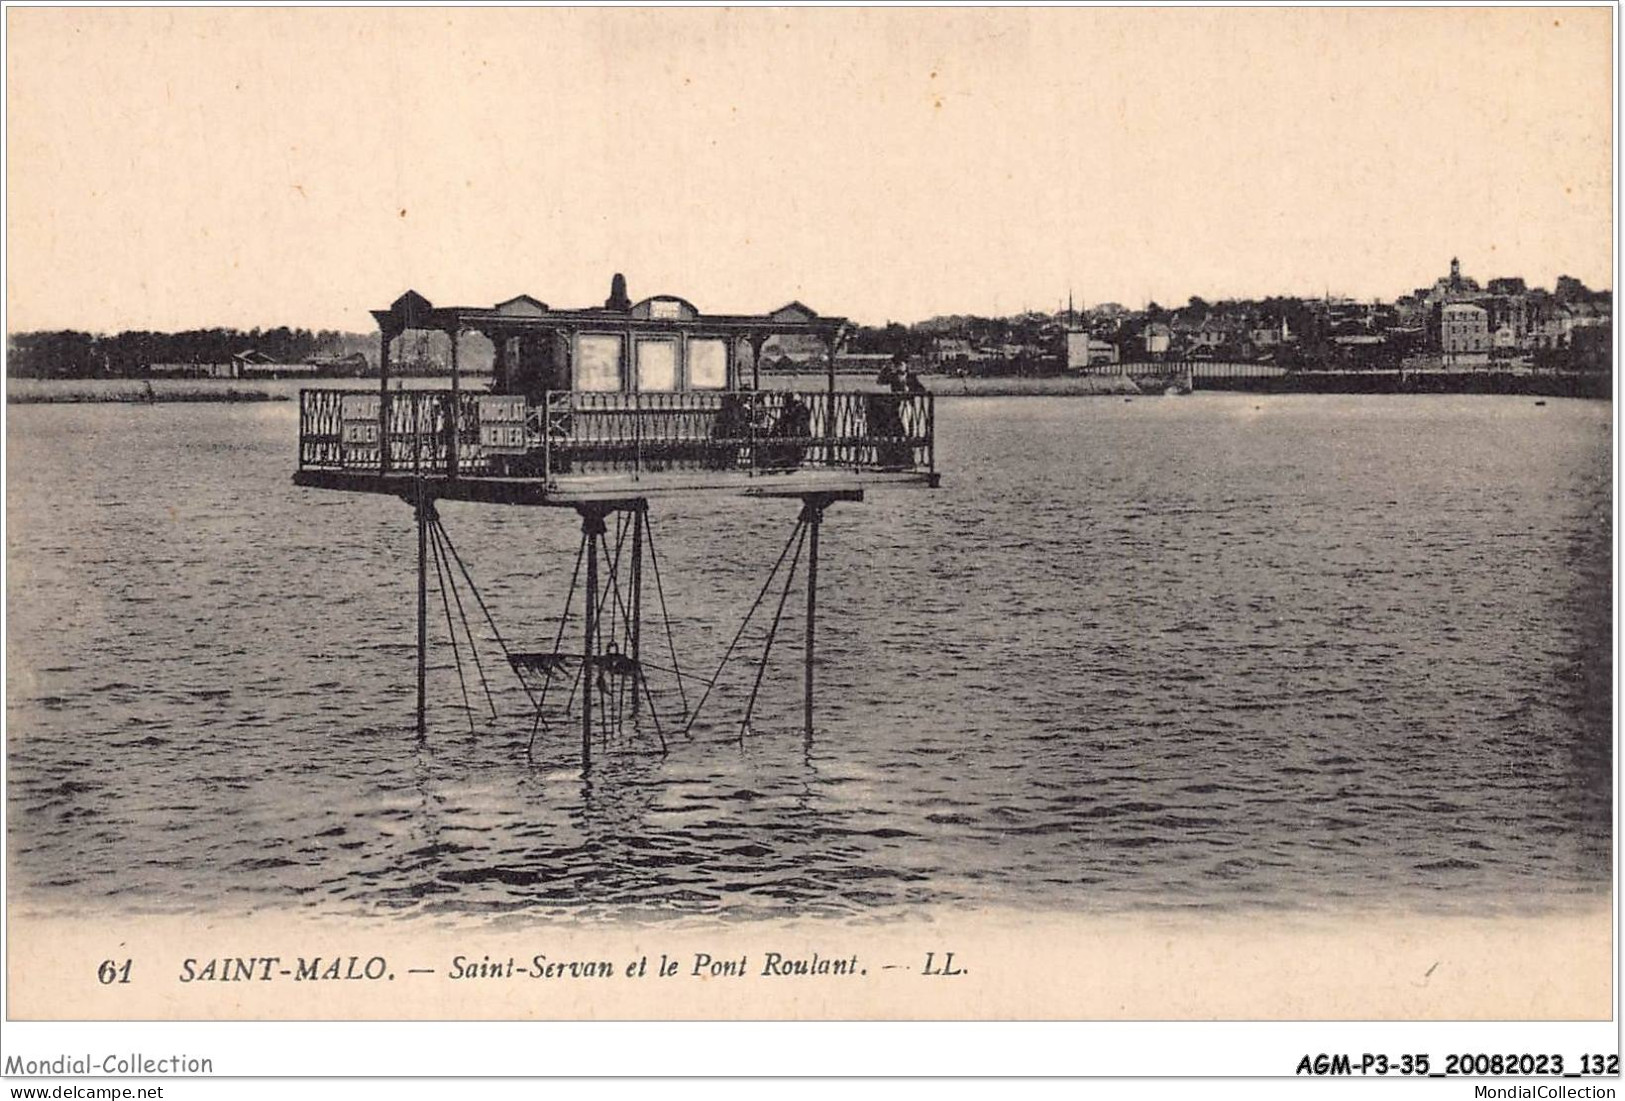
[
  {"x1": 636, "y1": 339, "x2": 679, "y2": 392},
  {"x1": 688, "y1": 338, "x2": 728, "y2": 389},
  {"x1": 576, "y1": 334, "x2": 623, "y2": 392}
]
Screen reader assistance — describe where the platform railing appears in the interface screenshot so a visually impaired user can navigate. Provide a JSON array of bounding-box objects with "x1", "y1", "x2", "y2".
[
  {"x1": 299, "y1": 389, "x2": 493, "y2": 476},
  {"x1": 299, "y1": 388, "x2": 934, "y2": 481}
]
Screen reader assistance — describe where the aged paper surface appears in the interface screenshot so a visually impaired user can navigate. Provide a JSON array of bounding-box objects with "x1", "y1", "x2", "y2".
[
  {"x1": 4, "y1": 909, "x2": 1614, "y2": 1021},
  {"x1": 2, "y1": 5, "x2": 1615, "y2": 1064}
]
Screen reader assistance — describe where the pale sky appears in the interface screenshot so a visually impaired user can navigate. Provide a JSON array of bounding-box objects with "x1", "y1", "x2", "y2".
[{"x1": 6, "y1": 7, "x2": 1614, "y2": 333}]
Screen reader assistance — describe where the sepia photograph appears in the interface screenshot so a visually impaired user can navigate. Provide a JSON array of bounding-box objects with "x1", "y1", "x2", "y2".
[{"x1": 1, "y1": 3, "x2": 1616, "y2": 1084}]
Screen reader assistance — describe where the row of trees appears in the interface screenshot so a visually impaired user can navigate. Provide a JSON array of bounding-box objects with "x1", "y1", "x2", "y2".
[{"x1": 8, "y1": 328, "x2": 373, "y2": 378}]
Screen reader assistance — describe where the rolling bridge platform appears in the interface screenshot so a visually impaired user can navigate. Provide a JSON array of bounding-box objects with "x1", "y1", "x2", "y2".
[{"x1": 293, "y1": 276, "x2": 938, "y2": 771}]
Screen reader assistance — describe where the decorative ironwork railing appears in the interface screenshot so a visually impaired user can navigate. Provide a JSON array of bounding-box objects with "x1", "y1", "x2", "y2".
[{"x1": 299, "y1": 389, "x2": 934, "y2": 482}]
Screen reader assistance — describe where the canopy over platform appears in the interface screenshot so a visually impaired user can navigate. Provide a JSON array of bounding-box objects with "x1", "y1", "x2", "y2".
[
  {"x1": 371, "y1": 275, "x2": 850, "y2": 399},
  {"x1": 374, "y1": 284, "x2": 848, "y2": 344}
]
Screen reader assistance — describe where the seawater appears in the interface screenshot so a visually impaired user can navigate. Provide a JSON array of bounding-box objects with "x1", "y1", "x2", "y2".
[{"x1": 5, "y1": 393, "x2": 1611, "y2": 921}]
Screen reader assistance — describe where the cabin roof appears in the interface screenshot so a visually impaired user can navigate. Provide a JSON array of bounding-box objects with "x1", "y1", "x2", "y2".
[
  {"x1": 494, "y1": 294, "x2": 550, "y2": 315},
  {"x1": 771, "y1": 301, "x2": 818, "y2": 322},
  {"x1": 371, "y1": 283, "x2": 848, "y2": 340}
]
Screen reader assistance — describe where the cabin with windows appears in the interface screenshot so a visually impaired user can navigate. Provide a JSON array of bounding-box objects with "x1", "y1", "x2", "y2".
[{"x1": 294, "y1": 276, "x2": 937, "y2": 504}]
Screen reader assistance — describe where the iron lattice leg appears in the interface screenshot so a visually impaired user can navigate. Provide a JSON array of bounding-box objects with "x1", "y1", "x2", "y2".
[
  {"x1": 738, "y1": 518, "x2": 807, "y2": 743},
  {"x1": 803, "y1": 499, "x2": 822, "y2": 746},
  {"x1": 631, "y1": 506, "x2": 643, "y2": 719},
  {"x1": 415, "y1": 490, "x2": 430, "y2": 736},
  {"x1": 580, "y1": 507, "x2": 607, "y2": 772}
]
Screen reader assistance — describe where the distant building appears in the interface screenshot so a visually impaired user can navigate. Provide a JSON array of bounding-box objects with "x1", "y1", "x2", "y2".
[
  {"x1": 147, "y1": 350, "x2": 331, "y2": 379},
  {"x1": 1565, "y1": 300, "x2": 1606, "y2": 330},
  {"x1": 1142, "y1": 322, "x2": 1172, "y2": 356},
  {"x1": 1169, "y1": 312, "x2": 1205, "y2": 341},
  {"x1": 1247, "y1": 318, "x2": 1288, "y2": 348},
  {"x1": 233, "y1": 349, "x2": 276, "y2": 373},
  {"x1": 1065, "y1": 330, "x2": 1119, "y2": 370},
  {"x1": 997, "y1": 342, "x2": 1043, "y2": 361},
  {"x1": 761, "y1": 333, "x2": 827, "y2": 363},
  {"x1": 1423, "y1": 257, "x2": 1483, "y2": 308},
  {"x1": 247, "y1": 361, "x2": 320, "y2": 378},
  {"x1": 1332, "y1": 333, "x2": 1389, "y2": 369},
  {"x1": 834, "y1": 353, "x2": 895, "y2": 374},
  {"x1": 306, "y1": 351, "x2": 371, "y2": 375},
  {"x1": 221, "y1": 349, "x2": 320, "y2": 378},
  {"x1": 1483, "y1": 294, "x2": 1528, "y2": 346},
  {"x1": 1394, "y1": 294, "x2": 1429, "y2": 327},
  {"x1": 1383, "y1": 326, "x2": 1427, "y2": 357},
  {"x1": 1527, "y1": 307, "x2": 1569, "y2": 350},
  {"x1": 1554, "y1": 275, "x2": 1592, "y2": 302},
  {"x1": 1190, "y1": 317, "x2": 1229, "y2": 349},
  {"x1": 931, "y1": 338, "x2": 975, "y2": 364},
  {"x1": 148, "y1": 361, "x2": 235, "y2": 378},
  {"x1": 1571, "y1": 322, "x2": 1613, "y2": 371},
  {"x1": 1437, "y1": 302, "x2": 1490, "y2": 358}
]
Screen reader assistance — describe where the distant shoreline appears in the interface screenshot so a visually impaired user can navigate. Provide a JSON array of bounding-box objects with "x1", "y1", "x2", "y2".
[
  {"x1": 9, "y1": 390, "x2": 291, "y2": 405},
  {"x1": 767, "y1": 370, "x2": 1611, "y2": 400},
  {"x1": 7, "y1": 370, "x2": 1609, "y2": 404}
]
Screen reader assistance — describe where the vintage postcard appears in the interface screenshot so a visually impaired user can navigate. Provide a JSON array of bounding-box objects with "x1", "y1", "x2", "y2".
[{"x1": 2, "y1": 5, "x2": 1616, "y2": 1081}]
